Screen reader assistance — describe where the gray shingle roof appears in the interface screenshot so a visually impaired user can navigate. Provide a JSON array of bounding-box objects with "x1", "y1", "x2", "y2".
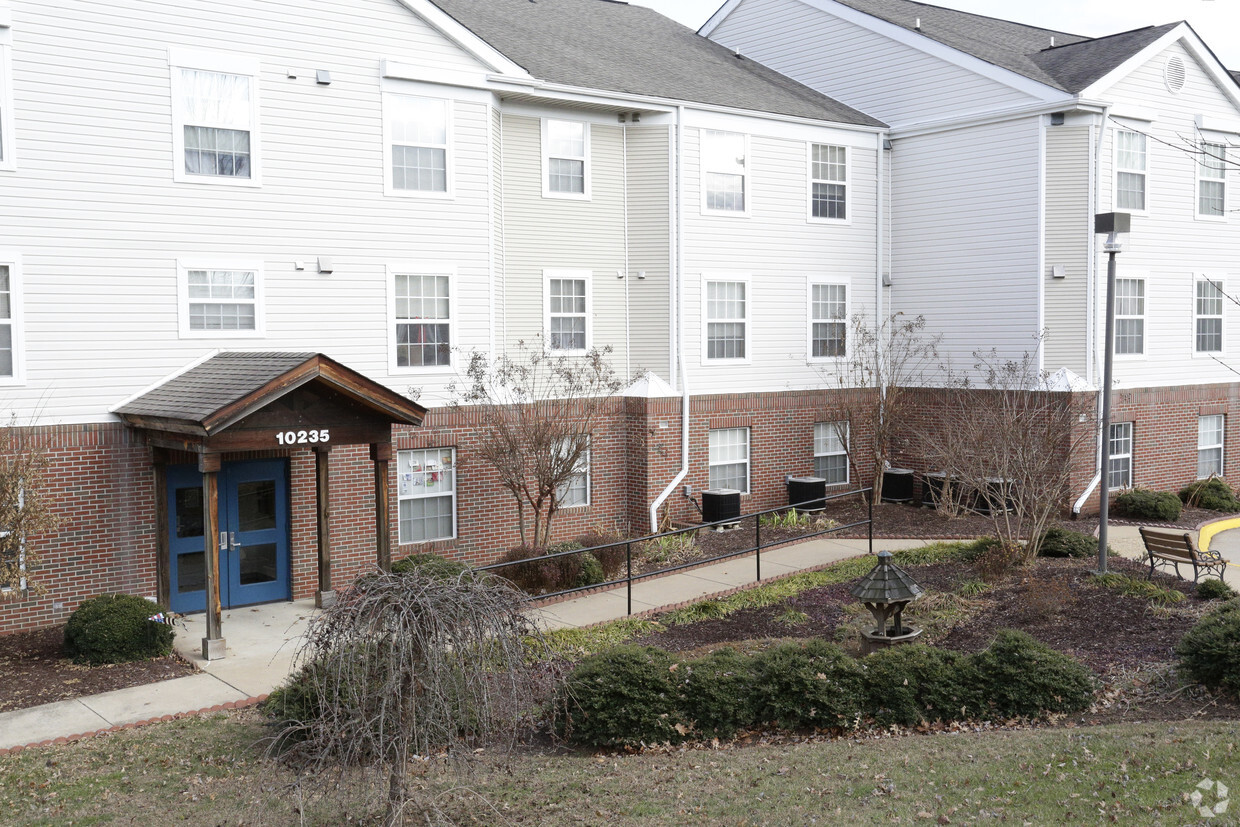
[
  {"x1": 849, "y1": 551, "x2": 925, "y2": 603},
  {"x1": 1030, "y1": 24, "x2": 1181, "y2": 93},
  {"x1": 428, "y1": 0, "x2": 884, "y2": 126},
  {"x1": 1232, "y1": 70, "x2": 1240, "y2": 86}
]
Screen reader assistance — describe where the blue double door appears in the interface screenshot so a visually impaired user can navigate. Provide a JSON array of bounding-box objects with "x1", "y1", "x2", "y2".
[{"x1": 168, "y1": 459, "x2": 291, "y2": 614}]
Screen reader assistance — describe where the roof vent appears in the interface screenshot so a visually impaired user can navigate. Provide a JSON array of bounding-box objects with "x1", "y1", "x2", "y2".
[
  {"x1": 1165, "y1": 56, "x2": 1186, "y2": 94},
  {"x1": 914, "y1": 17, "x2": 921, "y2": 31}
]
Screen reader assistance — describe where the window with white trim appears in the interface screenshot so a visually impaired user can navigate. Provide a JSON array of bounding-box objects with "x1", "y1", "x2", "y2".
[
  {"x1": 1195, "y1": 277, "x2": 1224, "y2": 354},
  {"x1": 1108, "y1": 422, "x2": 1133, "y2": 490},
  {"x1": 179, "y1": 266, "x2": 261, "y2": 335},
  {"x1": 1115, "y1": 130, "x2": 1146, "y2": 211},
  {"x1": 543, "y1": 119, "x2": 589, "y2": 197},
  {"x1": 1114, "y1": 277, "x2": 1145, "y2": 356},
  {"x1": 1198, "y1": 414, "x2": 1224, "y2": 479},
  {"x1": 397, "y1": 448, "x2": 456, "y2": 543},
  {"x1": 386, "y1": 94, "x2": 449, "y2": 195},
  {"x1": 814, "y1": 422, "x2": 848, "y2": 485},
  {"x1": 810, "y1": 283, "x2": 846, "y2": 358},
  {"x1": 0, "y1": 37, "x2": 14, "y2": 170},
  {"x1": 555, "y1": 439, "x2": 590, "y2": 508},
  {"x1": 545, "y1": 272, "x2": 590, "y2": 353},
  {"x1": 810, "y1": 144, "x2": 847, "y2": 220},
  {"x1": 705, "y1": 279, "x2": 747, "y2": 360},
  {"x1": 1198, "y1": 142, "x2": 1227, "y2": 218},
  {"x1": 702, "y1": 130, "x2": 747, "y2": 213},
  {"x1": 169, "y1": 51, "x2": 260, "y2": 184},
  {"x1": 0, "y1": 262, "x2": 14, "y2": 378},
  {"x1": 708, "y1": 427, "x2": 749, "y2": 493},
  {"x1": 394, "y1": 272, "x2": 451, "y2": 368}
]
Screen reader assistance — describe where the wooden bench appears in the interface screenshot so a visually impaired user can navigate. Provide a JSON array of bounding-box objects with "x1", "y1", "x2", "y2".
[{"x1": 1138, "y1": 526, "x2": 1227, "y2": 583}]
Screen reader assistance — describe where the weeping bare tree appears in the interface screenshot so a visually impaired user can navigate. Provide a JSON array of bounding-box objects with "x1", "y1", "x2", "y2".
[
  {"x1": 0, "y1": 423, "x2": 59, "y2": 597},
  {"x1": 448, "y1": 342, "x2": 628, "y2": 549},
  {"x1": 267, "y1": 569, "x2": 547, "y2": 825}
]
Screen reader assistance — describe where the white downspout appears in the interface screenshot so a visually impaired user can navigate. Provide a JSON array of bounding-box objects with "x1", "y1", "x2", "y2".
[
  {"x1": 622, "y1": 123, "x2": 631, "y2": 378},
  {"x1": 650, "y1": 105, "x2": 690, "y2": 533},
  {"x1": 1073, "y1": 105, "x2": 1111, "y2": 515},
  {"x1": 877, "y1": 132, "x2": 886, "y2": 340}
]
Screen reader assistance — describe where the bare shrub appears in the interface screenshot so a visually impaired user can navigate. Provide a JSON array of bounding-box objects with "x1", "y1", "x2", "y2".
[{"x1": 0, "y1": 423, "x2": 59, "y2": 597}]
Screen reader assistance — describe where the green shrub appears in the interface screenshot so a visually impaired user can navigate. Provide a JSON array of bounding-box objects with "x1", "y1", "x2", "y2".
[
  {"x1": 557, "y1": 645, "x2": 686, "y2": 747},
  {"x1": 681, "y1": 648, "x2": 757, "y2": 739},
  {"x1": 496, "y1": 542, "x2": 587, "y2": 594},
  {"x1": 1177, "y1": 601, "x2": 1240, "y2": 693},
  {"x1": 575, "y1": 530, "x2": 628, "y2": 580},
  {"x1": 1093, "y1": 572, "x2": 1185, "y2": 606},
  {"x1": 1113, "y1": 488, "x2": 1182, "y2": 522},
  {"x1": 970, "y1": 630, "x2": 1095, "y2": 718},
  {"x1": 63, "y1": 594, "x2": 176, "y2": 666},
  {"x1": 576, "y1": 552, "x2": 605, "y2": 587},
  {"x1": 1180, "y1": 477, "x2": 1240, "y2": 512},
  {"x1": 1198, "y1": 578, "x2": 1237, "y2": 601},
  {"x1": 862, "y1": 644, "x2": 978, "y2": 727},
  {"x1": 1038, "y1": 526, "x2": 1096, "y2": 559},
  {"x1": 390, "y1": 552, "x2": 471, "y2": 580},
  {"x1": 749, "y1": 639, "x2": 866, "y2": 731}
]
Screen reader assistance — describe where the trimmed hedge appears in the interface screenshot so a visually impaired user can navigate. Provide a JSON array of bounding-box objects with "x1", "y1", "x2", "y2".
[
  {"x1": 1198, "y1": 578, "x2": 1237, "y2": 601},
  {"x1": 971, "y1": 630, "x2": 1096, "y2": 718},
  {"x1": 63, "y1": 594, "x2": 176, "y2": 666},
  {"x1": 1177, "y1": 600, "x2": 1240, "y2": 694},
  {"x1": 1113, "y1": 488, "x2": 1182, "y2": 522},
  {"x1": 1037, "y1": 526, "x2": 1096, "y2": 559},
  {"x1": 680, "y1": 647, "x2": 757, "y2": 740},
  {"x1": 863, "y1": 644, "x2": 978, "y2": 727},
  {"x1": 556, "y1": 645, "x2": 684, "y2": 748},
  {"x1": 749, "y1": 640, "x2": 866, "y2": 731},
  {"x1": 1180, "y1": 477, "x2": 1240, "y2": 513}
]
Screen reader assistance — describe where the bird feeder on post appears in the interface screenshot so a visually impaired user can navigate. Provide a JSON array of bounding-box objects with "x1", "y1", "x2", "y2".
[{"x1": 850, "y1": 551, "x2": 925, "y2": 655}]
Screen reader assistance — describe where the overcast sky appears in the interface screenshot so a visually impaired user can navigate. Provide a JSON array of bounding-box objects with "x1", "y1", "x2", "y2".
[{"x1": 631, "y1": 0, "x2": 1240, "y2": 68}]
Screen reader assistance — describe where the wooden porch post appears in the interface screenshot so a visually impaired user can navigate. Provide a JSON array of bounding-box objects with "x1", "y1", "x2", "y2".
[
  {"x1": 371, "y1": 442, "x2": 392, "y2": 571},
  {"x1": 315, "y1": 446, "x2": 334, "y2": 608},
  {"x1": 151, "y1": 447, "x2": 170, "y2": 608},
  {"x1": 199, "y1": 452, "x2": 226, "y2": 660}
]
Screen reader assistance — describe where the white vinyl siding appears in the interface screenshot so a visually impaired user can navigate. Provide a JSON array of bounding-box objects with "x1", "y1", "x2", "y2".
[
  {"x1": 0, "y1": 257, "x2": 19, "y2": 380},
  {"x1": 385, "y1": 94, "x2": 450, "y2": 196},
  {"x1": 809, "y1": 143, "x2": 847, "y2": 221},
  {"x1": 1114, "y1": 277, "x2": 1145, "y2": 356},
  {"x1": 704, "y1": 278, "x2": 748, "y2": 361},
  {"x1": 1115, "y1": 130, "x2": 1147, "y2": 212},
  {"x1": 809, "y1": 282, "x2": 846, "y2": 359},
  {"x1": 543, "y1": 119, "x2": 590, "y2": 199},
  {"x1": 178, "y1": 261, "x2": 263, "y2": 337},
  {"x1": 1108, "y1": 422, "x2": 1133, "y2": 490},
  {"x1": 1198, "y1": 414, "x2": 1224, "y2": 479},
  {"x1": 544, "y1": 270, "x2": 591, "y2": 354},
  {"x1": 1195, "y1": 277, "x2": 1224, "y2": 354},
  {"x1": 813, "y1": 421, "x2": 848, "y2": 484},
  {"x1": 708, "y1": 427, "x2": 749, "y2": 493},
  {"x1": 393, "y1": 270, "x2": 452, "y2": 370},
  {"x1": 397, "y1": 448, "x2": 456, "y2": 544},
  {"x1": 1198, "y1": 142, "x2": 1227, "y2": 218},
  {"x1": 702, "y1": 130, "x2": 748, "y2": 214},
  {"x1": 0, "y1": 39, "x2": 13, "y2": 171},
  {"x1": 168, "y1": 49, "x2": 261, "y2": 186}
]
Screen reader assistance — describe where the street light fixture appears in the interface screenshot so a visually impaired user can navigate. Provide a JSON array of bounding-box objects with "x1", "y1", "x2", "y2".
[{"x1": 1094, "y1": 211, "x2": 1131, "y2": 575}]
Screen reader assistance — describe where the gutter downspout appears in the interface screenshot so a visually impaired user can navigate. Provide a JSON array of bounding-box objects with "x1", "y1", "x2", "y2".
[
  {"x1": 622, "y1": 123, "x2": 631, "y2": 378},
  {"x1": 1073, "y1": 104, "x2": 1111, "y2": 516},
  {"x1": 877, "y1": 131, "x2": 886, "y2": 349},
  {"x1": 650, "y1": 105, "x2": 690, "y2": 533}
]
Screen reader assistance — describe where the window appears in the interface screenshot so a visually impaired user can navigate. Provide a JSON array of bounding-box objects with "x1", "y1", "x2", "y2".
[
  {"x1": 1198, "y1": 142, "x2": 1227, "y2": 218},
  {"x1": 704, "y1": 279, "x2": 748, "y2": 361},
  {"x1": 708, "y1": 427, "x2": 749, "y2": 493},
  {"x1": 555, "y1": 439, "x2": 590, "y2": 508},
  {"x1": 169, "y1": 50, "x2": 261, "y2": 184},
  {"x1": 1114, "y1": 277, "x2": 1145, "y2": 356},
  {"x1": 385, "y1": 94, "x2": 450, "y2": 195},
  {"x1": 702, "y1": 130, "x2": 747, "y2": 213},
  {"x1": 397, "y1": 448, "x2": 456, "y2": 543},
  {"x1": 809, "y1": 144, "x2": 847, "y2": 220},
  {"x1": 809, "y1": 283, "x2": 847, "y2": 358},
  {"x1": 394, "y1": 271, "x2": 451, "y2": 368},
  {"x1": 545, "y1": 271, "x2": 590, "y2": 353},
  {"x1": 0, "y1": 36, "x2": 13, "y2": 171},
  {"x1": 1198, "y1": 414, "x2": 1225, "y2": 479},
  {"x1": 0, "y1": 258, "x2": 17, "y2": 379},
  {"x1": 814, "y1": 422, "x2": 848, "y2": 485},
  {"x1": 543, "y1": 119, "x2": 589, "y2": 198},
  {"x1": 1108, "y1": 422, "x2": 1133, "y2": 490},
  {"x1": 1196, "y1": 277, "x2": 1224, "y2": 354},
  {"x1": 1115, "y1": 130, "x2": 1146, "y2": 211}
]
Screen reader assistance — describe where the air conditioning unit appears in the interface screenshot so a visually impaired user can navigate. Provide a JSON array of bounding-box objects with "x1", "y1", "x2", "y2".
[
  {"x1": 881, "y1": 468, "x2": 915, "y2": 503},
  {"x1": 701, "y1": 488, "x2": 742, "y2": 527},
  {"x1": 787, "y1": 476, "x2": 826, "y2": 511}
]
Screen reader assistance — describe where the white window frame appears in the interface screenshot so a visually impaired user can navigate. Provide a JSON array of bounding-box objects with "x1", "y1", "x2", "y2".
[
  {"x1": 813, "y1": 421, "x2": 849, "y2": 485},
  {"x1": 397, "y1": 447, "x2": 457, "y2": 544},
  {"x1": 1107, "y1": 422, "x2": 1133, "y2": 491},
  {"x1": 1194, "y1": 275, "x2": 1225, "y2": 356},
  {"x1": 388, "y1": 262, "x2": 455, "y2": 374},
  {"x1": 176, "y1": 259, "x2": 265, "y2": 339},
  {"x1": 168, "y1": 47, "x2": 262, "y2": 187},
  {"x1": 1198, "y1": 414, "x2": 1225, "y2": 480},
  {"x1": 0, "y1": 31, "x2": 15, "y2": 172},
  {"x1": 383, "y1": 93, "x2": 453, "y2": 199},
  {"x1": 708, "y1": 427, "x2": 750, "y2": 494},
  {"x1": 541, "y1": 118, "x2": 591, "y2": 200},
  {"x1": 807, "y1": 280, "x2": 848, "y2": 362},
  {"x1": 1113, "y1": 129, "x2": 1148, "y2": 214},
  {"x1": 1114, "y1": 275, "x2": 1145, "y2": 358},
  {"x1": 701, "y1": 274, "x2": 751, "y2": 365},
  {"x1": 1197, "y1": 141, "x2": 1228, "y2": 221},
  {"x1": 543, "y1": 269, "x2": 592, "y2": 355},
  {"x1": 555, "y1": 438, "x2": 591, "y2": 508},
  {"x1": 0, "y1": 488, "x2": 25, "y2": 596},
  {"x1": 807, "y1": 143, "x2": 849, "y2": 223},
  {"x1": 0, "y1": 251, "x2": 25, "y2": 384},
  {"x1": 701, "y1": 129, "x2": 750, "y2": 217}
]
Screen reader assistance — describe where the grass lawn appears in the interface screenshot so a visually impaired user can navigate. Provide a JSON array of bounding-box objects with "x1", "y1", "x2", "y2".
[{"x1": 4, "y1": 709, "x2": 1240, "y2": 825}]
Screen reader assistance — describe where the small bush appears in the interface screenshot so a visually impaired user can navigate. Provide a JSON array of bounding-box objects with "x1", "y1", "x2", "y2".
[
  {"x1": 1113, "y1": 488, "x2": 1182, "y2": 522},
  {"x1": 1093, "y1": 572, "x2": 1185, "y2": 606},
  {"x1": 973, "y1": 537, "x2": 1020, "y2": 582},
  {"x1": 749, "y1": 639, "x2": 866, "y2": 731},
  {"x1": 681, "y1": 648, "x2": 757, "y2": 739},
  {"x1": 1180, "y1": 477, "x2": 1240, "y2": 513},
  {"x1": 1038, "y1": 526, "x2": 1096, "y2": 559},
  {"x1": 557, "y1": 645, "x2": 686, "y2": 747},
  {"x1": 863, "y1": 644, "x2": 978, "y2": 727},
  {"x1": 1177, "y1": 601, "x2": 1240, "y2": 693},
  {"x1": 63, "y1": 594, "x2": 176, "y2": 666},
  {"x1": 576, "y1": 529, "x2": 628, "y2": 580},
  {"x1": 1198, "y1": 578, "x2": 1237, "y2": 601},
  {"x1": 576, "y1": 552, "x2": 605, "y2": 587},
  {"x1": 390, "y1": 552, "x2": 471, "y2": 580},
  {"x1": 496, "y1": 542, "x2": 587, "y2": 594},
  {"x1": 971, "y1": 630, "x2": 1095, "y2": 718}
]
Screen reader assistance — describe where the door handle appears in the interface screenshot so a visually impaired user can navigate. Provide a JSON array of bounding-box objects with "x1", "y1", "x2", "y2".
[{"x1": 230, "y1": 532, "x2": 240, "y2": 550}]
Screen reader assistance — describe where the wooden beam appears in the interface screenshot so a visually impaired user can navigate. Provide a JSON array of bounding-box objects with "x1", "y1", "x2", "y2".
[
  {"x1": 199, "y1": 452, "x2": 225, "y2": 660},
  {"x1": 372, "y1": 442, "x2": 392, "y2": 572},
  {"x1": 315, "y1": 446, "x2": 334, "y2": 608}
]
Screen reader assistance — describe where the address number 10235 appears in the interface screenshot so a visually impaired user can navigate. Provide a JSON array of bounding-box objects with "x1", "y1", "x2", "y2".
[{"x1": 276, "y1": 429, "x2": 330, "y2": 446}]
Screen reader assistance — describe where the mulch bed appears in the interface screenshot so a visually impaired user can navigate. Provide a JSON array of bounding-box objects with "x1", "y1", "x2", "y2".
[{"x1": 0, "y1": 625, "x2": 197, "y2": 715}]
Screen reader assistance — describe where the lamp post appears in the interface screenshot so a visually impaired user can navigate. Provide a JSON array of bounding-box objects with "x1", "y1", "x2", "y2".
[{"x1": 1094, "y1": 212, "x2": 1131, "y2": 575}]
